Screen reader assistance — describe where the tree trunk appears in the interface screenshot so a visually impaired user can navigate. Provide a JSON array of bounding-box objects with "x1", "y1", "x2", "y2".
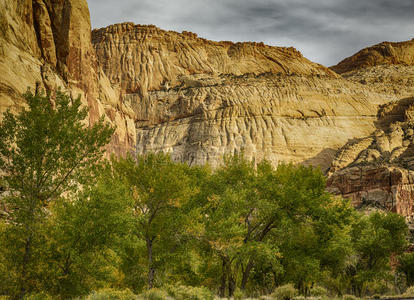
[
  {"x1": 241, "y1": 259, "x2": 254, "y2": 289},
  {"x1": 146, "y1": 237, "x2": 155, "y2": 289},
  {"x1": 228, "y1": 272, "x2": 236, "y2": 297},
  {"x1": 19, "y1": 233, "x2": 32, "y2": 299},
  {"x1": 219, "y1": 257, "x2": 227, "y2": 297}
]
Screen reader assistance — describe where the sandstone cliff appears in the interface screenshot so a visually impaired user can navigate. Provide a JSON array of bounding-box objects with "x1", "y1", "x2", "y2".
[
  {"x1": 0, "y1": 0, "x2": 135, "y2": 155},
  {"x1": 92, "y1": 23, "x2": 395, "y2": 169}
]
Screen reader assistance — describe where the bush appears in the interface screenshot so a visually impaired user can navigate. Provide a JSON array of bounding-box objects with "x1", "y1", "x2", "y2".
[
  {"x1": 139, "y1": 288, "x2": 169, "y2": 300},
  {"x1": 23, "y1": 293, "x2": 53, "y2": 300},
  {"x1": 272, "y1": 284, "x2": 298, "y2": 300},
  {"x1": 85, "y1": 288, "x2": 138, "y2": 300},
  {"x1": 342, "y1": 295, "x2": 357, "y2": 300},
  {"x1": 372, "y1": 295, "x2": 381, "y2": 299},
  {"x1": 164, "y1": 285, "x2": 213, "y2": 300},
  {"x1": 310, "y1": 285, "x2": 328, "y2": 297},
  {"x1": 233, "y1": 288, "x2": 245, "y2": 300},
  {"x1": 404, "y1": 286, "x2": 414, "y2": 297}
]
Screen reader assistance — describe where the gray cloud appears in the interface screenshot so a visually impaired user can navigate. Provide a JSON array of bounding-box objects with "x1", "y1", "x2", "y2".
[{"x1": 88, "y1": 0, "x2": 414, "y2": 66}]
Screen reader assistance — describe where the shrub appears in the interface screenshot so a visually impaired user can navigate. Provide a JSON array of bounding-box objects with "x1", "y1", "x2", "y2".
[
  {"x1": 164, "y1": 285, "x2": 213, "y2": 300},
  {"x1": 85, "y1": 288, "x2": 138, "y2": 300},
  {"x1": 139, "y1": 288, "x2": 169, "y2": 300},
  {"x1": 342, "y1": 295, "x2": 357, "y2": 300},
  {"x1": 372, "y1": 295, "x2": 381, "y2": 299},
  {"x1": 404, "y1": 286, "x2": 414, "y2": 297},
  {"x1": 310, "y1": 285, "x2": 328, "y2": 297},
  {"x1": 272, "y1": 284, "x2": 298, "y2": 300}
]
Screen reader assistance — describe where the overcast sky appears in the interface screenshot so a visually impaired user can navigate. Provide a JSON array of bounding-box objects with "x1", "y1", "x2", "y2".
[{"x1": 88, "y1": 0, "x2": 414, "y2": 66}]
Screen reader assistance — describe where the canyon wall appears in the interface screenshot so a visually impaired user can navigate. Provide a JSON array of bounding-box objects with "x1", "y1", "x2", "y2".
[
  {"x1": 0, "y1": 0, "x2": 413, "y2": 220},
  {"x1": 92, "y1": 23, "x2": 395, "y2": 169}
]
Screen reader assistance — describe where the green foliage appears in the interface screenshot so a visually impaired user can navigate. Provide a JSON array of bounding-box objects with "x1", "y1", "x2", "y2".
[
  {"x1": 272, "y1": 284, "x2": 298, "y2": 300},
  {"x1": 0, "y1": 89, "x2": 113, "y2": 298},
  {"x1": 43, "y1": 167, "x2": 133, "y2": 298},
  {"x1": 112, "y1": 153, "x2": 197, "y2": 289},
  {"x1": 84, "y1": 288, "x2": 138, "y2": 300},
  {"x1": 310, "y1": 285, "x2": 328, "y2": 296},
  {"x1": 346, "y1": 212, "x2": 408, "y2": 296}
]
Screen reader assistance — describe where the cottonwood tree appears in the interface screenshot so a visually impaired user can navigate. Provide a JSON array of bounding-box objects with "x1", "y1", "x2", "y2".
[
  {"x1": 112, "y1": 153, "x2": 196, "y2": 289},
  {"x1": 0, "y1": 89, "x2": 114, "y2": 298}
]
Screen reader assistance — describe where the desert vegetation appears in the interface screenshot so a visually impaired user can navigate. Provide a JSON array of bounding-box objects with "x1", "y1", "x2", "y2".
[{"x1": 0, "y1": 91, "x2": 413, "y2": 299}]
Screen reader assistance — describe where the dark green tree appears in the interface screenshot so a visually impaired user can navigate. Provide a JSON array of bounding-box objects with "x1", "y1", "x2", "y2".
[
  {"x1": 0, "y1": 89, "x2": 114, "y2": 298},
  {"x1": 42, "y1": 162, "x2": 133, "y2": 298},
  {"x1": 347, "y1": 212, "x2": 408, "y2": 296},
  {"x1": 397, "y1": 251, "x2": 414, "y2": 287}
]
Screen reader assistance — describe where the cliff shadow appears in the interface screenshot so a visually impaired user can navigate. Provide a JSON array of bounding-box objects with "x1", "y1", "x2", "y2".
[{"x1": 301, "y1": 148, "x2": 337, "y2": 174}]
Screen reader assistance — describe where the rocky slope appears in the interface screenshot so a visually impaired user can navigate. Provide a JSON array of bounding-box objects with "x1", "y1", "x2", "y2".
[
  {"x1": 0, "y1": 0, "x2": 135, "y2": 156},
  {"x1": 92, "y1": 23, "x2": 395, "y2": 169},
  {"x1": 331, "y1": 38, "x2": 414, "y2": 74}
]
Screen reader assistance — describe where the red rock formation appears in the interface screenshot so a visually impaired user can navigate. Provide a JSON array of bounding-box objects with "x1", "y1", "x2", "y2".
[{"x1": 328, "y1": 166, "x2": 414, "y2": 218}]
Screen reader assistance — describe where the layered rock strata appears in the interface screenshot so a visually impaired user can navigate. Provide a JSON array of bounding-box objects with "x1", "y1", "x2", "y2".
[{"x1": 92, "y1": 23, "x2": 394, "y2": 169}]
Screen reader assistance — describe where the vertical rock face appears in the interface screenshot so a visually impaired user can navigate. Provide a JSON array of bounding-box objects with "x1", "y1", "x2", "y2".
[
  {"x1": 0, "y1": 0, "x2": 134, "y2": 156},
  {"x1": 328, "y1": 166, "x2": 414, "y2": 217},
  {"x1": 92, "y1": 23, "x2": 394, "y2": 169}
]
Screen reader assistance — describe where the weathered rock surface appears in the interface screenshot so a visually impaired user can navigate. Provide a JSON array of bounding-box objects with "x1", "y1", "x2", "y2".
[
  {"x1": 328, "y1": 166, "x2": 414, "y2": 217},
  {"x1": 327, "y1": 40, "x2": 414, "y2": 222},
  {"x1": 0, "y1": 0, "x2": 134, "y2": 156},
  {"x1": 327, "y1": 97, "x2": 414, "y2": 222},
  {"x1": 331, "y1": 39, "x2": 414, "y2": 74},
  {"x1": 92, "y1": 23, "x2": 394, "y2": 169}
]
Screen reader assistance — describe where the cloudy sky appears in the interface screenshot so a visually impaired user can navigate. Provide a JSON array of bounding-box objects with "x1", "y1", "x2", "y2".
[{"x1": 88, "y1": 0, "x2": 414, "y2": 66}]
